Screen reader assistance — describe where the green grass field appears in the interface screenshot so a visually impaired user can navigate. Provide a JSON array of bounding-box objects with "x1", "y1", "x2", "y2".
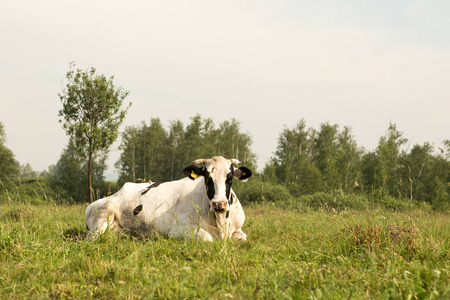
[{"x1": 1, "y1": 202, "x2": 449, "y2": 299}]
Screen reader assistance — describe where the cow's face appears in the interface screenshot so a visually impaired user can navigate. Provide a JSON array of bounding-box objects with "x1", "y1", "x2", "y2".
[{"x1": 183, "y1": 156, "x2": 252, "y2": 212}]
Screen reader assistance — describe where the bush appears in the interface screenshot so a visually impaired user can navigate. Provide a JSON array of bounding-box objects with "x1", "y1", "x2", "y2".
[
  {"x1": 296, "y1": 192, "x2": 369, "y2": 211},
  {"x1": 95, "y1": 181, "x2": 119, "y2": 200},
  {"x1": 233, "y1": 178, "x2": 436, "y2": 212},
  {"x1": 233, "y1": 178, "x2": 293, "y2": 204}
]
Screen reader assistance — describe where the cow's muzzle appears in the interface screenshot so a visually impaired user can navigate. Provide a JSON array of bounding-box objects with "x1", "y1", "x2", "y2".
[{"x1": 212, "y1": 200, "x2": 228, "y2": 212}]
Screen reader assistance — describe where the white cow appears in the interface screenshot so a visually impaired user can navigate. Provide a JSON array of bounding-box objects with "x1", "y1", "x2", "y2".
[{"x1": 85, "y1": 156, "x2": 252, "y2": 241}]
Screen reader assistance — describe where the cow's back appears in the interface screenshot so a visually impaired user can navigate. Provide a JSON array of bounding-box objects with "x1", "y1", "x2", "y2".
[{"x1": 117, "y1": 178, "x2": 208, "y2": 237}]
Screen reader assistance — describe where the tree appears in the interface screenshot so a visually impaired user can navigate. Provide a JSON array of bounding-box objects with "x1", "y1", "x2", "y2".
[
  {"x1": 0, "y1": 122, "x2": 20, "y2": 181},
  {"x1": 374, "y1": 123, "x2": 407, "y2": 197},
  {"x1": 58, "y1": 62, "x2": 131, "y2": 202},
  {"x1": 312, "y1": 123, "x2": 362, "y2": 192},
  {"x1": 269, "y1": 120, "x2": 322, "y2": 196},
  {"x1": 167, "y1": 120, "x2": 186, "y2": 180},
  {"x1": 267, "y1": 120, "x2": 362, "y2": 196},
  {"x1": 19, "y1": 163, "x2": 38, "y2": 178},
  {"x1": 116, "y1": 119, "x2": 169, "y2": 184},
  {"x1": 216, "y1": 119, "x2": 257, "y2": 170},
  {"x1": 116, "y1": 115, "x2": 258, "y2": 184},
  {"x1": 398, "y1": 142, "x2": 449, "y2": 205},
  {"x1": 313, "y1": 123, "x2": 339, "y2": 191},
  {"x1": 53, "y1": 138, "x2": 107, "y2": 203},
  {"x1": 180, "y1": 114, "x2": 216, "y2": 162}
]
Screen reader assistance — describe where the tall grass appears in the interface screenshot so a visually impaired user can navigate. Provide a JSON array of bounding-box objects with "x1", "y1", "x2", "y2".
[
  {"x1": 0, "y1": 178, "x2": 70, "y2": 205},
  {"x1": 0, "y1": 201, "x2": 449, "y2": 299}
]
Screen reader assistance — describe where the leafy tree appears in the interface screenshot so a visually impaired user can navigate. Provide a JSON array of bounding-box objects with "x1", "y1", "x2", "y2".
[
  {"x1": 269, "y1": 120, "x2": 322, "y2": 196},
  {"x1": 360, "y1": 151, "x2": 377, "y2": 192},
  {"x1": 116, "y1": 125, "x2": 139, "y2": 183},
  {"x1": 267, "y1": 120, "x2": 362, "y2": 196},
  {"x1": 58, "y1": 62, "x2": 131, "y2": 202},
  {"x1": 140, "y1": 118, "x2": 170, "y2": 182},
  {"x1": 374, "y1": 123, "x2": 407, "y2": 197},
  {"x1": 40, "y1": 164, "x2": 56, "y2": 179},
  {"x1": 313, "y1": 123, "x2": 339, "y2": 191},
  {"x1": 167, "y1": 120, "x2": 186, "y2": 180},
  {"x1": 116, "y1": 115, "x2": 258, "y2": 184},
  {"x1": 53, "y1": 138, "x2": 107, "y2": 202},
  {"x1": 19, "y1": 163, "x2": 38, "y2": 178},
  {"x1": 312, "y1": 124, "x2": 362, "y2": 192},
  {"x1": 334, "y1": 127, "x2": 362, "y2": 192},
  {"x1": 215, "y1": 119, "x2": 257, "y2": 169},
  {"x1": 0, "y1": 122, "x2": 20, "y2": 181},
  {"x1": 180, "y1": 114, "x2": 216, "y2": 162},
  {"x1": 397, "y1": 142, "x2": 450, "y2": 206},
  {"x1": 117, "y1": 119, "x2": 169, "y2": 184}
]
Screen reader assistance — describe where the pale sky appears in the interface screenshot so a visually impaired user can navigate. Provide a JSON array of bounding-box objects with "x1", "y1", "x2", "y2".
[{"x1": 1, "y1": 0, "x2": 449, "y2": 175}]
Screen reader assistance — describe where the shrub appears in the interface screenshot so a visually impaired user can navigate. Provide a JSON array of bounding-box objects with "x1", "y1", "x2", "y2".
[{"x1": 233, "y1": 179, "x2": 293, "y2": 204}]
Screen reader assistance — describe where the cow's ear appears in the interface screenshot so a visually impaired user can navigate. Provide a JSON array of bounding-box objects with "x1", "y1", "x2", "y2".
[
  {"x1": 183, "y1": 165, "x2": 204, "y2": 180},
  {"x1": 234, "y1": 167, "x2": 252, "y2": 181}
]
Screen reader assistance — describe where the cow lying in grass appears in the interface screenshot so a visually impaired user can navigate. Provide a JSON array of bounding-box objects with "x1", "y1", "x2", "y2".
[{"x1": 85, "y1": 156, "x2": 252, "y2": 241}]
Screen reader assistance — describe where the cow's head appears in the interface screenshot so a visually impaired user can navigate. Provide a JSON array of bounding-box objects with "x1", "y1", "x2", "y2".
[{"x1": 183, "y1": 156, "x2": 252, "y2": 213}]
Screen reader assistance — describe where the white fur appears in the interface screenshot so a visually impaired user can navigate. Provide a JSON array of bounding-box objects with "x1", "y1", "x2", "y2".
[{"x1": 85, "y1": 170, "x2": 247, "y2": 242}]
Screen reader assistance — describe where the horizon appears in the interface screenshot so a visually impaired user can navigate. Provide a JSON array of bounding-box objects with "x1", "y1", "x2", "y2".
[{"x1": 1, "y1": 0, "x2": 449, "y2": 174}]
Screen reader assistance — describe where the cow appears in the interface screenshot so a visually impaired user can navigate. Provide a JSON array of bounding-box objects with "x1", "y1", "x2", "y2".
[{"x1": 85, "y1": 156, "x2": 252, "y2": 241}]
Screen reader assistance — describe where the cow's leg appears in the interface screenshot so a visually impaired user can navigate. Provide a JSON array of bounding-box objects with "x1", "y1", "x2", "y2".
[
  {"x1": 195, "y1": 228, "x2": 214, "y2": 242},
  {"x1": 168, "y1": 224, "x2": 214, "y2": 242},
  {"x1": 231, "y1": 229, "x2": 247, "y2": 241}
]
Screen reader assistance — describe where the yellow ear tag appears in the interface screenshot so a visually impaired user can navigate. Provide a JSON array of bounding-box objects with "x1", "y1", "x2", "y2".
[
  {"x1": 191, "y1": 171, "x2": 198, "y2": 179},
  {"x1": 242, "y1": 172, "x2": 246, "y2": 176}
]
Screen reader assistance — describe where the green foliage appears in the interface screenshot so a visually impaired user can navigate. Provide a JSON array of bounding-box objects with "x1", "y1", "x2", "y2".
[
  {"x1": 373, "y1": 123, "x2": 408, "y2": 197},
  {"x1": 19, "y1": 163, "x2": 38, "y2": 178},
  {"x1": 233, "y1": 177, "x2": 293, "y2": 204},
  {"x1": 52, "y1": 138, "x2": 108, "y2": 203},
  {"x1": 0, "y1": 203, "x2": 449, "y2": 298},
  {"x1": 0, "y1": 122, "x2": 20, "y2": 180},
  {"x1": 58, "y1": 62, "x2": 131, "y2": 201},
  {"x1": 268, "y1": 120, "x2": 449, "y2": 208},
  {"x1": 116, "y1": 114, "x2": 257, "y2": 184},
  {"x1": 268, "y1": 120, "x2": 362, "y2": 196}
]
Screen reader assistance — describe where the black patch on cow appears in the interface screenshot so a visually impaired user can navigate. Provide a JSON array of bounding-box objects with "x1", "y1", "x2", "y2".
[
  {"x1": 204, "y1": 169, "x2": 215, "y2": 200},
  {"x1": 183, "y1": 165, "x2": 205, "y2": 180},
  {"x1": 236, "y1": 167, "x2": 252, "y2": 180},
  {"x1": 226, "y1": 171, "x2": 233, "y2": 199},
  {"x1": 226, "y1": 211, "x2": 230, "y2": 219},
  {"x1": 133, "y1": 204, "x2": 143, "y2": 215},
  {"x1": 141, "y1": 182, "x2": 163, "y2": 195},
  {"x1": 86, "y1": 224, "x2": 90, "y2": 231},
  {"x1": 230, "y1": 193, "x2": 235, "y2": 205},
  {"x1": 225, "y1": 165, "x2": 234, "y2": 204}
]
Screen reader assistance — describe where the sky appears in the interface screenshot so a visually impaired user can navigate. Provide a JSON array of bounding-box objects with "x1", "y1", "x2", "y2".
[{"x1": 1, "y1": 0, "x2": 449, "y2": 176}]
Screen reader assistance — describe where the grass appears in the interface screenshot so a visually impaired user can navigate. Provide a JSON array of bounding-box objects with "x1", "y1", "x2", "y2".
[{"x1": 0, "y1": 202, "x2": 449, "y2": 299}]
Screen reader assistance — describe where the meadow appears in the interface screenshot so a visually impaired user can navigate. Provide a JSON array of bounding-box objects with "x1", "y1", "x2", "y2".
[{"x1": 1, "y1": 201, "x2": 449, "y2": 299}]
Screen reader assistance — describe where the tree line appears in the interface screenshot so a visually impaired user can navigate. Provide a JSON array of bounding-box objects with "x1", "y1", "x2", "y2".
[
  {"x1": 263, "y1": 120, "x2": 449, "y2": 208},
  {"x1": 1, "y1": 116, "x2": 448, "y2": 208},
  {"x1": 0, "y1": 63, "x2": 448, "y2": 208},
  {"x1": 115, "y1": 115, "x2": 256, "y2": 185}
]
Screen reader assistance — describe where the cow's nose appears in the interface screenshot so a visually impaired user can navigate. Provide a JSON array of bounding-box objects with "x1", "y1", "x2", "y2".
[{"x1": 212, "y1": 201, "x2": 227, "y2": 212}]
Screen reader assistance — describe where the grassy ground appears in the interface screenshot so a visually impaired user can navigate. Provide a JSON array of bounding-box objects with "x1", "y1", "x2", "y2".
[{"x1": 0, "y1": 202, "x2": 449, "y2": 299}]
